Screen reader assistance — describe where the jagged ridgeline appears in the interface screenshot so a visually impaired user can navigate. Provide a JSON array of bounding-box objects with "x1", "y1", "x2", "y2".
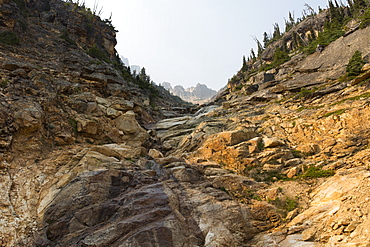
[{"x1": 229, "y1": 0, "x2": 370, "y2": 92}]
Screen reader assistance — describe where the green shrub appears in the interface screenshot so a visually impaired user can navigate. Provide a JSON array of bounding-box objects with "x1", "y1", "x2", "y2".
[
  {"x1": 251, "y1": 194, "x2": 262, "y2": 201},
  {"x1": 219, "y1": 187, "x2": 228, "y2": 194},
  {"x1": 19, "y1": 20, "x2": 28, "y2": 31},
  {"x1": 68, "y1": 118, "x2": 78, "y2": 134},
  {"x1": 347, "y1": 50, "x2": 365, "y2": 77},
  {"x1": 317, "y1": 24, "x2": 345, "y2": 47},
  {"x1": 273, "y1": 47, "x2": 290, "y2": 64},
  {"x1": 60, "y1": 29, "x2": 77, "y2": 46},
  {"x1": 0, "y1": 80, "x2": 8, "y2": 88},
  {"x1": 292, "y1": 150, "x2": 304, "y2": 158},
  {"x1": 296, "y1": 105, "x2": 324, "y2": 112},
  {"x1": 263, "y1": 47, "x2": 290, "y2": 71},
  {"x1": 268, "y1": 196, "x2": 299, "y2": 218},
  {"x1": 0, "y1": 31, "x2": 20, "y2": 45},
  {"x1": 87, "y1": 45, "x2": 110, "y2": 63},
  {"x1": 257, "y1": 140, "x2": 265, "y2": 151},
  {"x1": 233, "y1": 84, "x2": 243, "y2": 91},
  {"x1": 284, "y1": 197, "x2": 298, "y2": 212},
  {"x1": 360, "y1": 9, "x2": 370, "y2": 28},
  {"x1": 269, "y1": 196, "x2": 298, "y2": 212},
  {"x1": 14, "y1": 0, "x2": 26, "y2": 11},
  {"x1": 296, "y1": 87, "x2": 319, "y2": 99},
  {"x1": 305, "y1": 25, "x2": 344, "y2": 54},
  {"x1": 84, "y1": 21, "x2": 94, "y2": 35},
  {"x1": 300, "y1": 165, "x2": 335, "y2": 178},
  {"x1": 297, "y1": 87, "x2": 313, "y2": 98}
]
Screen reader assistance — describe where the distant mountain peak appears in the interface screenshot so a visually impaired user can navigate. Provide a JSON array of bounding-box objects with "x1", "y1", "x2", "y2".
[{"x1": 160, "y1": 82, "x2": 217, "y2": 104}]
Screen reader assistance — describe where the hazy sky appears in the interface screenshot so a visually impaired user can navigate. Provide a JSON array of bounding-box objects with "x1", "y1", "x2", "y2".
[{"x1": 83, "y1": 0, "x2": 330, "y2": 90}]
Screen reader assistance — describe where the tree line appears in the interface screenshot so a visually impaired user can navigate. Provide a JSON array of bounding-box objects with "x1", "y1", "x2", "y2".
[{"x1": 242, "y1": 0, "x2": 370, "y2": 70}]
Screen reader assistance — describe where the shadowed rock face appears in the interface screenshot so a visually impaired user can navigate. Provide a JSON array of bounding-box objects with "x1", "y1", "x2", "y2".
[
  {"x1": 32, "y1": 153, "x2": 261, "y2": 247},
  {"x1": 37, "y1": 170, "x2": 177, "y2": 246}
]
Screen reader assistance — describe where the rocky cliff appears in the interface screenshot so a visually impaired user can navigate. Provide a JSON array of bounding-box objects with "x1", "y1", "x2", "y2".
[
  {"x1": 0, "y1": 1, "x2": 190, "y2": 245},
  {"x1": 1, "y1": 1, "x2": 370, "y2": 247}
]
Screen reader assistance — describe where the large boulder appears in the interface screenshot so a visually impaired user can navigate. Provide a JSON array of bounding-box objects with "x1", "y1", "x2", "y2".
[
  {"x1": 112, "y1": 111, "x2": 149, "y2": 143},
  {"x1": 194, "y1": 130, "x2": 259, "y2": 173},
  {"x1": 13, "y1": 100, "x2": 44, "y2": 134}
]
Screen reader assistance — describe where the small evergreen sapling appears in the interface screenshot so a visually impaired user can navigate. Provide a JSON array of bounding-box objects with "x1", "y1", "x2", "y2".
[{"x1": 347, "y1": 50, "x2": 365, "y2": 76}]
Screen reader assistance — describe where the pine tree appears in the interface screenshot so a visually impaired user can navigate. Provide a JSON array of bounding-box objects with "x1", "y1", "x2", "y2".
[
  {"x1": 347, "y1": 50, "x2": 365, "y2": 76},
  {"x1": 309, "y1": 26, "x2": 317, "y2": 40},
  {"x1": 257, "y1": 40, "x2": 264, "y2": 57},
  {"x1": 348, "y1": 0, "x2": 354, "y2": 9},
  {"x1": 285, "y1": 12, "x2": 295, "y2": 32},
  {"x1": 334, "y1": 0, "x2": 340, "y2": 8},
  {"x1": 242, "y1": 55, "x2": 248, "y2": 71},
  {"x1": 272, "y1": 47, "x2": 290, "y2": 67},
  {"x1": 139, "y1": 67, "x2": 150, "y2": 84},
  {"x1": 250, "y1": 48, "x2": 256, "y2": 62},
  {"x1": 272, "y1": 23, "x2": 281, "y2": 40},
  {"x1": 289, "y1": 11, "x2": 295, "y2": 24},
  {"x1": 263, "y1": 32, "x2": 270, "y2": 48},
  {"x1": 353, "y1": 0, "x2": 367, "y2": 9},
  {"x1": 281, "y1": 43, "x2": 289, "y2": 53},
  {"x1": 304, "y1": 3, "x2": 316, "y2": 16},
  {"x1": 328, "y1": 0, "x2": 343, "y2": 25},
  {"x1": 253, "y1": 36, "x2": 264, "y2": 57}
]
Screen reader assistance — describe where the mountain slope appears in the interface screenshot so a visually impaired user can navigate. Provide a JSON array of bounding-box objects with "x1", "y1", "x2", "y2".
[
  {"x1": 154, "y1": 25, "x2": 370, "y2": 245},
  {"x1": 0, "y1": 1, "x2": 192, "y2": 245},
  {"x1": 153, "y1": 4, "x2": 370, "y2": 245}
]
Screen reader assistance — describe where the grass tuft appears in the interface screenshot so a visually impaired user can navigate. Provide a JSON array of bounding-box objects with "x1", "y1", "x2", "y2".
[
  {"x1": 300, "y1": 165, "x2": 335, "y2": 178},
  {"x1": 322, "y1": 109, "x2": 345, "y2": 118}
]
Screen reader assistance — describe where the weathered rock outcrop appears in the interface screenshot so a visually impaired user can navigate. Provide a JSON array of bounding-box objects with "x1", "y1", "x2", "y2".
[{"x1": 261, "y1": 10, "x2": 328, "y2": 61}]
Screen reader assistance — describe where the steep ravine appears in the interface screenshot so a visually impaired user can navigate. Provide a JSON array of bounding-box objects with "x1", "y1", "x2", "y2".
[
  {"x1": 1, "y1": 1, "x2": 370, "y2": 246},
  {"x1": 140, "y1": 23, "x2": 370, "y2": 246}
]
